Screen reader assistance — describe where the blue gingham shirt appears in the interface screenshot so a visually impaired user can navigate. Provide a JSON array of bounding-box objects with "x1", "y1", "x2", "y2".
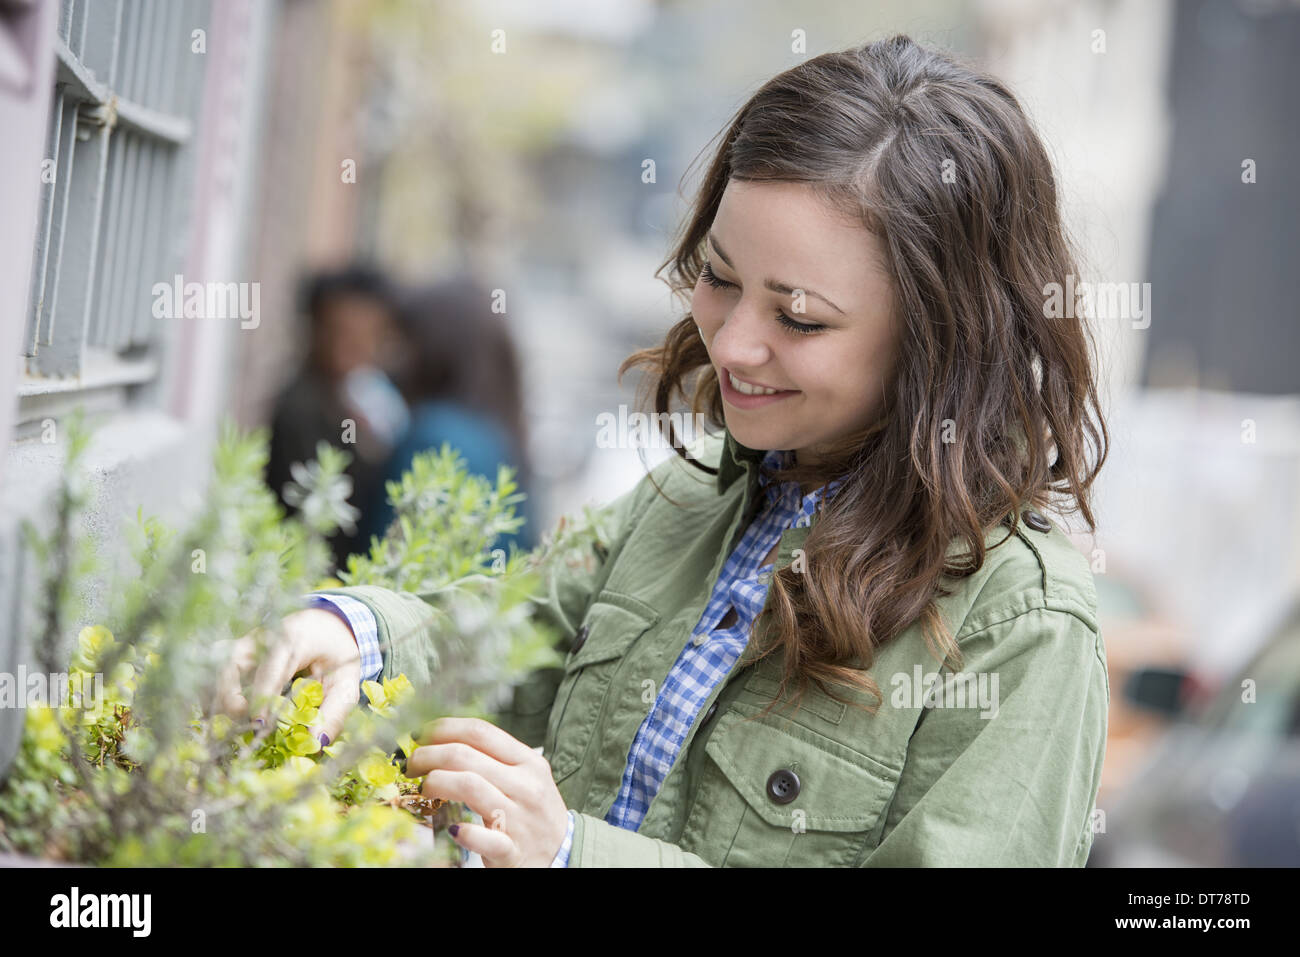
[{"x1": 306, "y1": 449, "x2": 842, "y2": 867}]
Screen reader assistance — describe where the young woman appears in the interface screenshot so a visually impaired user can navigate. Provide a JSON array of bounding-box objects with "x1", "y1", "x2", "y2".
[{"x1": 222, "y1": 35, "x2": 1110, "y2": 867}]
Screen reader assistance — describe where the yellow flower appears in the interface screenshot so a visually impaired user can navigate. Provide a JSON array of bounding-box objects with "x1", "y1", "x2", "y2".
[
  {"x1": 286, "y1": 755, "x2": 317, "y2": 775},
  {"x1": 77, "y1": 624, "x2": 114, "y2": 657},
  {"x1": 280, "y1": 704, "x2": 319, "y2": 729},
  {"x1": 357, "y1": 750, "x2": 398, "y2": 788},
  {"x1": 290, "y1": 677, "x2": 324, "y2": 709},
  {"x1": 110, "y1": 661, "x2": 136, "y2": 693},
  {"x1": 383, "y1": 673, "x2": 413, "y2": 704},
  {"x1": 283, "y1": 728, "x2": 322, "y2": 756},
  {"x1": 26, "y1": 704, "x2": 68, "y2": 753},
  {"x1": 347, "y1": 805, "x2": 406, "y2": 847},
  {"x1": 286, "y1": 790, "x2": 339, "y2": 835},
  {"x1": 361, "y1": 680, "x2": 388, "y2": 711}
]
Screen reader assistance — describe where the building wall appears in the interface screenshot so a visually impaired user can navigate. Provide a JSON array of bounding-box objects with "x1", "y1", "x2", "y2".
[{"x1": 0, "y1": 0, "x2": 276, "y2": 780}]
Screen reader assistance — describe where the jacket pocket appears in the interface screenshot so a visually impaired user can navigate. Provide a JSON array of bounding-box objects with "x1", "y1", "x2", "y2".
[
  {"x1": 681, "y1": 701, "x2": 900, "y2": 866},
  {"x1": 544, "y1": 591, "x2": 660, "y2": 783}
]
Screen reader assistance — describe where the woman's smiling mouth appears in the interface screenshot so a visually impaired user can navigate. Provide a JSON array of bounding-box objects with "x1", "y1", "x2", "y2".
[{"x1": 720, "y1": 366, "x2": 800, "y2": 408}]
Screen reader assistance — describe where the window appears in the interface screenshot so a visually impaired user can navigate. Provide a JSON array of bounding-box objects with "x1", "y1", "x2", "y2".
[{"x1": 19, "y1": 0, "x2": 211, "y2": 433}]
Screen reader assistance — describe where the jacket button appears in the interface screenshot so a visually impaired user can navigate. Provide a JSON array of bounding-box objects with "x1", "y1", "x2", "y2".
[
  {"x1": 1022, "y1": 509, "x2": 1052, "y2": 533},
  {"x1": 766, "y1": 768, "x2": 800, "y2": 805},
  {"x1": 570, "y1": 624, "x2": 589, "y2": 654},
  {"x1": 701, "y1": 701, "x2": 719, "y2": 726}
]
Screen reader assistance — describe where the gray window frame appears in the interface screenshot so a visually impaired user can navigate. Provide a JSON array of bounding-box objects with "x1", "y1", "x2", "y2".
[{"x1": 20, "y1": 0, "x2": 211, "y2": 424}]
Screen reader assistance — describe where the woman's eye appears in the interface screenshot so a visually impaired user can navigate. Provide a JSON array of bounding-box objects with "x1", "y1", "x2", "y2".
[
  {"x1": 776, "y1": 312, "x2": 825, "y2": 335},
  {"x1": 700, "y1": 260, "x2": 734, "y2": 289},
  {"x1": 701, "y1": 260, "x2": 826, "y2": 335}
]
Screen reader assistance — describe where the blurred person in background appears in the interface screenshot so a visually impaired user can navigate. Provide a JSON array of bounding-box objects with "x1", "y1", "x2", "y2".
[
  {"x1": 357, "y1": 277, "x2": 538, "y2": 556},
  {"x1": 265, "y1": 264, "x2": 410, "y2": 573}
]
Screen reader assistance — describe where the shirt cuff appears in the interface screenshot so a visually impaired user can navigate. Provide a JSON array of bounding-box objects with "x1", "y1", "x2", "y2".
[
  {"x1": 550, "y1": 809, "x2": 575, "y2": 867},
  {"x1": 304, "y1": 594, "x2": 383, "y2": 683}
]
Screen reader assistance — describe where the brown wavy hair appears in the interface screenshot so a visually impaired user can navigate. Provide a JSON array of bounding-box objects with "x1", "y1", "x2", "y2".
[{"x1": 619, "y1": 35, "x2": 1109, "y2": 719}]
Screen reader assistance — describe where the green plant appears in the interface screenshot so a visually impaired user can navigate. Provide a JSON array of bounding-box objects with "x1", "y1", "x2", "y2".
[{"x1": 0, "y1": 416, "x2": 605, "y2": 866}]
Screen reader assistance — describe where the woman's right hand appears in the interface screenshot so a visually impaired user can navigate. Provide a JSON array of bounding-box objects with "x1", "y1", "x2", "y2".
[{"x1": 213, "y1": 607, "x2": 362, "y2": 745}]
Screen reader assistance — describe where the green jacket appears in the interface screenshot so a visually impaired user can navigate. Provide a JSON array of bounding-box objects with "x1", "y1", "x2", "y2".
[{"x1": 314, "y1": 430, "x2": 1109, "y2": 867}]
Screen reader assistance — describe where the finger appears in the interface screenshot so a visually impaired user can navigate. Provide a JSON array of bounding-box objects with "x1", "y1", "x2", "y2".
[
  {"x1": 309, "y1": 656, "x2": 359, "y2": 746},
  {"x1": 418, "y1": 716, "x2": 537, "y2": 766},
  {"x1": 216, "y1": 683, "x2": 249, "y2": 722},
  {"x1": 421, "y1": 769, "x2": 512, "y2": 826},
  {"x1": 446, "y1": 821, "x2": 520, "y2": 867},
  {"x1": 212, "y1": 635, "x2": 255, "y2": 718},
  {"x1": 248, "y1": 629, "x2": 298, "y2": 722},
  {"x1": 212, "y1": 661, "x2": 246, "y2": 718},
  {"x1": 406, "y1": 742, "x2": 527, "y2": 797}
]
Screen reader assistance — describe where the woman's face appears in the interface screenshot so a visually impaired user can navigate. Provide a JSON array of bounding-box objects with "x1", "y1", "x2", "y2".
[{"x1": 691, "y1": 179, "x2": 899, "y2": 467}]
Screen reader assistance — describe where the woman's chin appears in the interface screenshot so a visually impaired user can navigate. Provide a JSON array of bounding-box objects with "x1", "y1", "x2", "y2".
[{"x1": 723, "y1": 419, "x2": 787, "y2": 452}]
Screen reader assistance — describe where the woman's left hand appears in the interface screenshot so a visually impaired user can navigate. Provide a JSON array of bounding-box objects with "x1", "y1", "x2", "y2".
[{"x1": 407, "y1": 717, "x2": 569, "y2": 867}]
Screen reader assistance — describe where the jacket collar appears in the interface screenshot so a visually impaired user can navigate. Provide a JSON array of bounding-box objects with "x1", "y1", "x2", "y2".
[{"x1": 715, "y1": 428, "x2": 766, "y2": 495}]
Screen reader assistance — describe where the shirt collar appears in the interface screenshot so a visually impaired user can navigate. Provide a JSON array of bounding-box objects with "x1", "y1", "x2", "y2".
[{"x1": 717, "y1": 429, "x2": 846, "y2": 511}]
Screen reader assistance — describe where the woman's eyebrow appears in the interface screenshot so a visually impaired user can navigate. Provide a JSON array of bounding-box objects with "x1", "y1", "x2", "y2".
[{"x1": 708, "y1": 232, "x2": 845, "y2": 315}]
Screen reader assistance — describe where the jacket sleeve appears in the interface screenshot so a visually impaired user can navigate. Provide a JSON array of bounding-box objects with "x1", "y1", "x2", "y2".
[
  {"x1": 567, "y1": 811, "x2": 714, "y2": 867},
  {"x1": 863, "y1": 606, "x2": 1110, "y2": 867},
  {"x1": 308, "y1": 478, "x2": 647, "y2": 749}
]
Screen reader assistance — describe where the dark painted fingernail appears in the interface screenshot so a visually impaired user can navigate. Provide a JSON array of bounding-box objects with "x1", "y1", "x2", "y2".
[
  {"x1": 448, "y1": 824, "x2": 460, "y2": 837},
  {"x1": 318, "y1": 732, "x2": 330, "y2": 746}
]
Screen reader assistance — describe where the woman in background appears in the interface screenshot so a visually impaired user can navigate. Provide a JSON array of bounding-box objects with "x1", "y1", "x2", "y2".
[{"x1": 358, "y1": 278, "x2": 538, "y2": 555}]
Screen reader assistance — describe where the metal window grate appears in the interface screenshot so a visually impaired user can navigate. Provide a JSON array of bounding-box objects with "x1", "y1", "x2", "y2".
[{"x1": 23, "y1": 0, "x2": 211, "y2": 378}]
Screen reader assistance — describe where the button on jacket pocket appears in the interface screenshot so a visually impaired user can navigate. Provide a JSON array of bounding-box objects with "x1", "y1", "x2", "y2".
[
  {"x1": 681, "y1": 701, "x2": 901, "y2": 866},
  {"x1": 544, "y1": 592, "x2": 660, "y2": 783}
]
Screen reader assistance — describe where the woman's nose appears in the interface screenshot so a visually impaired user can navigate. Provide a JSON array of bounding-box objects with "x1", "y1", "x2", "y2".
[{"x1": 708, "y1": 304, "x2": 773, "y2": 369}]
